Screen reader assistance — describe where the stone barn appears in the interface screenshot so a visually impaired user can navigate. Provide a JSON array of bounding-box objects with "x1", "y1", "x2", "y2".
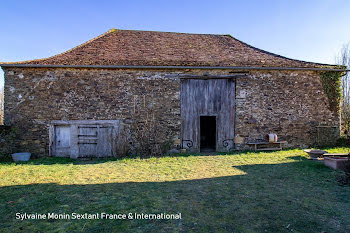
[{"x1": 0, "y1": 29, "x2": 345, "y2": 157}]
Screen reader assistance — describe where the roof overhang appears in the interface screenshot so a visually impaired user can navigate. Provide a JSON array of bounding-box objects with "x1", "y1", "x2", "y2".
[{"x1": 0, "y1": 64, "x2": 348, "y2": 72}]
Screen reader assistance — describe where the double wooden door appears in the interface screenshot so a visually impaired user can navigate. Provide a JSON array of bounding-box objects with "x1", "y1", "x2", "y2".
[
  {"x1": 181, "y1": 79, "x2": 235, "y2": 152},
  {"x1": 53, "y1": 124, "x2": 113, "y2": 158}
]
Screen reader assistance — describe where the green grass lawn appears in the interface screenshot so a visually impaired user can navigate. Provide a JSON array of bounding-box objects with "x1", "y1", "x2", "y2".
[{"x1": 0, "y1": 148, "x2": 350, "y2": 233}]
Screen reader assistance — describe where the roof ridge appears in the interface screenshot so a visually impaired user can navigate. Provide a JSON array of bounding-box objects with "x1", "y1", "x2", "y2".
[
  {"x1": 0, "y1": 29, "x2": 341, "y2": 68},
  {"x1": 1, "y1": 29, "x2": 230, "y2": 65},
  {"x1": 2, "y1": 29, "x2": 117, "y2": 65},
  {"x1": 116, "y1": 28, "x2": 227, "y2": 36},
  {"x1": 225, "y1": 34, "x2": 338, "y2": 68}
]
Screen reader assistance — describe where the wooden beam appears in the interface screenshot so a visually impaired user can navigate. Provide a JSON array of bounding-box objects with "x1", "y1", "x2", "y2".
[
  {"x1": 167, "y1": 74, "x2": 248, "y2": 79},
  {"x1": 1, "y1": 64, "x2": 348, "y2": 72}
]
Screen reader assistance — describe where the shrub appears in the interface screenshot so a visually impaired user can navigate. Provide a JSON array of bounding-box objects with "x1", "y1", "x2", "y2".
[{"x1": 0, "y1": 126, "x2": 18, "y2": 158}]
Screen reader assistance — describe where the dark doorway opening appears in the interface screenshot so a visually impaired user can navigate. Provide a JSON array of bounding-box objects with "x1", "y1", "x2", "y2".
[{"x1": 200, "y1": 116, "x2": 216, "y2": 152}]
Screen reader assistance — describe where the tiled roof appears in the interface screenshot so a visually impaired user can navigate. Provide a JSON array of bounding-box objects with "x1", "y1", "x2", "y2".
[{"x1": 2, "y1": 29, "x2": 338, "y2": 68}]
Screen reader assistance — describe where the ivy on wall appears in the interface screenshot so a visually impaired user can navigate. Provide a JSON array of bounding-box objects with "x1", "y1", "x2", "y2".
[{"x1": 320, "y1": 70, "x2": 344, "y2": 113}]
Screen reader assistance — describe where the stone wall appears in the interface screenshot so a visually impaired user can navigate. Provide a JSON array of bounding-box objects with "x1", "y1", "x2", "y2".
[
  {"x1": 235, "y1": 70, "x2": 340, "y2": 149},
  {"x1": 3, "y1": 68, "x2": 182, "y2": 156},
  {"x1": 0, "y1": 125, "x2": 17, "y2": 157},
  {"x1": 2, "y1": 67, "x2": 340, "y2": 156}
]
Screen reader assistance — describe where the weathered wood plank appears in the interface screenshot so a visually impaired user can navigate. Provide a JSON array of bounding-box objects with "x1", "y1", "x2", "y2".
[
  {"x1": 53, "y1": 125, "x2": 71, "y2": 156},
  {"x1": 78, "y1": 126, "x2": 98, "y2": 157},
  {"x1": 50, "y1": 120, "x2": 121, "y2": 158},
  {"x1": 166, "y1": 74, "x2": 248, "y2": 79},
  {"x1": 97, "y1": 126, "x2": 113, "y2": 157},
  {"x1": 181, "y1": 79, "x2": 235, "y2": 152}
]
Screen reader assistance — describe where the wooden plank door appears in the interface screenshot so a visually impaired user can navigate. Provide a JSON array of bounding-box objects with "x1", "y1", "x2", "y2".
[
  {"x1": 78, "y1": 125, "x2": 98, "y2": 157},
  {"x1": 78, "y1": 125, "x2": 114, "y2": 158},
  {"x1": 53, "y1": 125, "x2": 71, "y2": 156},
  {"x1": 181, "y1": 78, "x2": 235, "y2": 152},
  {"x1": 96, "y1": 126, "x2": 113, "y2": 157}
]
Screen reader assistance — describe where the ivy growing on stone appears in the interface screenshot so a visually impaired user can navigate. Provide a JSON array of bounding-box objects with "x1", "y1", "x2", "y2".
[{"x1": 320, "y1": 70, "x2": 344, "y2": 113}]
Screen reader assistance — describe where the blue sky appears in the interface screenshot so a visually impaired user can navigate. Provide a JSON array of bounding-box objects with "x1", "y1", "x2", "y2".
[{"x1": 1, "y1": 0, "x2": 350, "y2": 87}]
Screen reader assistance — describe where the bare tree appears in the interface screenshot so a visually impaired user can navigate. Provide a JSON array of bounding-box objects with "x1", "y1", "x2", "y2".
[
  {"x1": 336, "y1": 42, "x2": 350, "y2": 133},
  {"x1": 0, "y1": 87, "x2": 3, "y2": 125}
]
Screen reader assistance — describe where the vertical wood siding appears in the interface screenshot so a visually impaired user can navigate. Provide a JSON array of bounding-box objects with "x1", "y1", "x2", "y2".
[
  {"x1": 50, "y1": 120, "x2": 120, "y2": 158},
  {"x1": 53, "y1": 125, "x2": 71, "y2": 156},
  {"x1": 181, "y1": 79, "x2": 235, "y2": 152}
]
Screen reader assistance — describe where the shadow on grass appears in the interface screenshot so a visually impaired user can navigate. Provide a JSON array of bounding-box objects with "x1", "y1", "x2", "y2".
[{"x1": 1, "y1": 160, "x2": 349, "y2": 233}]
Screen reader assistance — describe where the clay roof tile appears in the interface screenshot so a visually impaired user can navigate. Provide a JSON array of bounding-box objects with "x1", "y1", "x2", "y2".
[{"x1": 1, "y1": 29, "x2": 340, "y2": 68}]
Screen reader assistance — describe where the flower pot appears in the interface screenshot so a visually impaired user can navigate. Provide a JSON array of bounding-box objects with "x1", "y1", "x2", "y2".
[{"x1": 12, "y1": 152, "x2": 31, "y2": 162}]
